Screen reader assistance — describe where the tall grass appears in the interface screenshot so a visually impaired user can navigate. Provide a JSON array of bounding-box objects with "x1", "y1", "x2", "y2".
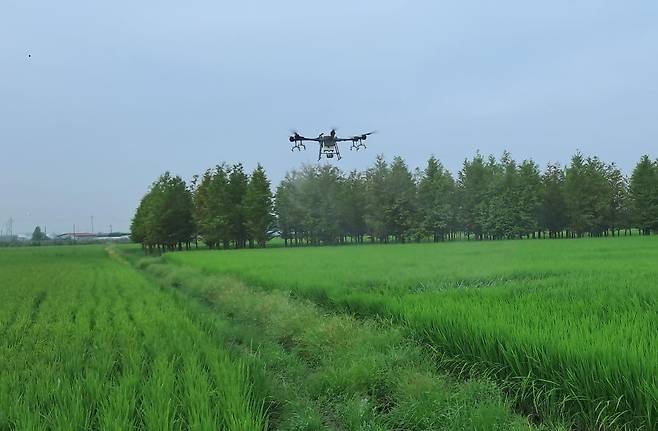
[
  {"x1": 0, "y1": 246, "x2": 266, "y2": 430},
  {"x1": 131, "y1": 253, "x2": 546, "y2": 430},
  {"x1": 164, "y1": 235, "x2": 658, "y2": 429}
]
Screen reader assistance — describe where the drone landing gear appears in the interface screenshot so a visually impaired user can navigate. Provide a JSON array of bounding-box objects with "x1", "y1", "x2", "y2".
[{"x1": 350, "y1": 140, "x2": 366, "y2": 151}]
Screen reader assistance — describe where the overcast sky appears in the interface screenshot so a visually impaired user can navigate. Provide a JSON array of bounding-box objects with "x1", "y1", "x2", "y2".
[{"x1": 1, "y1": 1, "x2": 657, "y2": 234}]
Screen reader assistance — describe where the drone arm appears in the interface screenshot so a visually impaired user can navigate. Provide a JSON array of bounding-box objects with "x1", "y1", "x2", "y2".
[{"x1": 336, "y1": 132, "x2": 373, "y2": 142}]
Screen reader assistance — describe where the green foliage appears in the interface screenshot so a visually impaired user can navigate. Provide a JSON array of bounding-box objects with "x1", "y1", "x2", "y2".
[
  {"x1": 339, "y1": 170, "x2": 368, "y2": 241},
  {"x1": 385, "y1": 156, "x2": 417, "y2": 241},
  {"x1": 417, "y1": 156, "x2": 456, "y2": 241},
  {"x1": 457, "y1": 152, "x2": 489, "y2": 238},
  {"x1": 516, "y1": 159, "x2": 542, "y2": 236},
  {"x1": 31, "y1": 226, "x2": 47, "y2": 242},
  {"x1": 133, "y1": 164, "x2": 276, "y2": 250},
  {"x1": 227, "y1": 163, "x2": 250, "y2": 248},
  {"x1": 130, "y1": 172, "x2": 195, "y2": 250},
  {"x1": 365, "y1": 154, "x2": 391, "y2": 242},
  {"x1": 134, "y1": 151, "x2": 657, "y2": 251},
  {"x1": 564, "y1": 153, "x2": 611, "y2": 236},
  {"x1": 629, "y1": 155, "x2": 658, "y2": 234},
  {"x1": 541, "y1": 163, "x2": 567, "y2": 237},
  {"x1": 195, "y1": 165, "x2": 231, "y2": 248},
  {"x1": 244, "y1": 164, "x2": 274, "y2": 247}
]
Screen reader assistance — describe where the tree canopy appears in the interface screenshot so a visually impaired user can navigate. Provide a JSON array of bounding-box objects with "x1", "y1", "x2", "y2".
[
  {"x1": 31, "y1": 226, "x2": 48, "y2": 242},
  {"x1": 133, "y1": 165, "x2": 274, "y2": 251},
  {"x1": 131, "y1": 152, "x2": 658, "y2": 251}
]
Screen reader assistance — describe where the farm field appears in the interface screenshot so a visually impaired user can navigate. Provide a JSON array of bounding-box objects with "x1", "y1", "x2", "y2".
[
  {"x1": 1, "y1": 245, "x2": 541, "y2": 430},
  {"x1": 165, "y1": 235, "x2": 658, "y2": 430},
  {"x1": 0, "y1": 246, "x2": 265, "y2": 430}
]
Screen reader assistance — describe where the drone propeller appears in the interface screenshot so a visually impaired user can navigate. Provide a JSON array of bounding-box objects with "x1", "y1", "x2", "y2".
[
  {"x1": 348, "y1": 130, "x2": 376, "y2": 151},
  {"x1": 289, "y1": 130, "x2": 302, "y2": 142},
  {"x1": 289, "y1": 130, "x2": 306, "y2": 150}
]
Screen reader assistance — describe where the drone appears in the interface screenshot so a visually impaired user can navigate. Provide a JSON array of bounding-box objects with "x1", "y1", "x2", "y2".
[{"x1": 289, "y1": 129, "x2": 375, "y2": 161}]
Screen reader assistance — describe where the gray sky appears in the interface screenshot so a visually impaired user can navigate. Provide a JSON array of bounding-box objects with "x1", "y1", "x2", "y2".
[{"x1": 1, "y1": 1, "x2": 657, "y2": 234}]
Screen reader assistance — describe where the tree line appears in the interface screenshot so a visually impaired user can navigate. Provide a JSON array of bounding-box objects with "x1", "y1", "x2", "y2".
[
  {"x1": 131, "y1": 164, "x2": 274, "y2": 251},
  {"x1": 131, "y1": 152, "x2": 658, "y2": 250},
  {"x1": 276, "y1": 152, "x2": 658, "y2": 245}
]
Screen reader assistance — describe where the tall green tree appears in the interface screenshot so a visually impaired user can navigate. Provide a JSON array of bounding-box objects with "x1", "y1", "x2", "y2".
[
  {"x1": 417, "y1": 156, "x2": 455, "y2": 241},
  {"x1": 516, "y1": 159, "x2": 543, "y2": 238},
  {"x1": 629, "y1": 155, "x2": 658, "y2": 234},
  {"x1": 227, "y1": 164, "x2": 249, "y2": 248},
  {"x1": 275, "y1": 172, "x2": 299, "y2": 246},
  {"x1": 564, "y1": 153, "x2": 591, "y2": 236},
  {"x1": 31, "y1": 226, "x2": 47, "y2": 242},
  {"x1": 130, "y1": 188, "x2": 153, "y2": 246},
  {"x1": 457, "y1": 152, "x2": 489, "y2": 239},
  {"x1": 565, "y1": 154, "x2": 611, "y2": 236},
  {"x1": 244, "y1": 164, "x2": 274, "y2": 247},
  {"x1": 309, "y1": 165, "x2": 342, "y2": 244},
  {"x1": 158, "y1": 174, "x2": 196, "y2": 250},
  {"x1": 483, "y1": 152, "x2": 516, "y2": 239},
  {"x1": 338, "y1": 170, "x2": 368, "y2": 243},
  {"x1": 131, "y1": 172, "x2": 195, "y2": 251},
  {"x1": 199, "y1": 165, "x2": 231, "y2": 248},
  {"x1": 385, "y1": 156, "x2": 417, "y2": 242},
  {"x1": 605, "y1": 163, "x2": 629, "y2": 236},
  {"x1": 541, "y1": 163, "x2": 567, "y2": 238},
  {"x1": 365, "y1": 155, "x2": 390, "y2": 242}
]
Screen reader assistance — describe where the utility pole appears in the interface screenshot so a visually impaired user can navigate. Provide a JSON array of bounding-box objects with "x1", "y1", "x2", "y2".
[
  {"x1": 2, "y1": 217, "x2": 15, "y2": 241},
  {"x1": 91, "y1": 215, "x2": 94, "y2": 234},
  {"x1": 109, "y1": 224, "x2": 112, "y2": 234}
]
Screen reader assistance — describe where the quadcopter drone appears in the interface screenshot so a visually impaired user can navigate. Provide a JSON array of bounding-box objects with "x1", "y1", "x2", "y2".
[{"x1": 289, "y1": 129, "x2": 375, "y2": 161}]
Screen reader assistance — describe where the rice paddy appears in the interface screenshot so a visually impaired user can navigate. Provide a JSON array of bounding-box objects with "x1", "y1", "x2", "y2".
[
  {"x1": 165, "y1": 235, "x2": 658, "y2": 429},
  {"x1": 0, "y1": 246, "x2": 265, "y2": 430},
  {"x1": 3, "y1": 236, "x2": 657, "y2": 429}
]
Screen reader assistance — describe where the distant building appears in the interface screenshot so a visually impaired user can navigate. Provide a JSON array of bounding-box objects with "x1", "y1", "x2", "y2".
[
  {"x1": 56, "y1": 232, "x2": 97, "y2": 240},
  {"x1": 56, "y1": 232, "x2": 130, "y2": 242}
]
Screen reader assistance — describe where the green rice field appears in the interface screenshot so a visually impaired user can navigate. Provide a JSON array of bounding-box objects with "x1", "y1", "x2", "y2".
[
  {"x1": 3, "y1": 237, "x2": 657, "y2": 429},
  {"x1": 1, "y1": 244, "x2": 540, "y2": 430},
  {"x1": 0, "y1": 246, "x2": 265, "y2": 430},
  {"x1": 165, "y1": 236, "x2": 658, "y2": 430}
]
